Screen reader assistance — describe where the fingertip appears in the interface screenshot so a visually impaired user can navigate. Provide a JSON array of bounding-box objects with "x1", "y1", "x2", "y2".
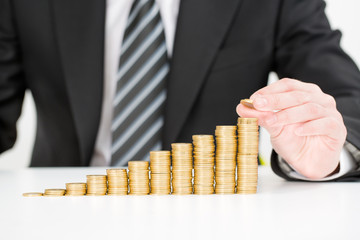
[
  {"x1": 236, "y1": 104, "x2": 242, "y2": 116},
  {"x1": 253, "y1": 96, "x2": 268, "y2": 110},
  {"x1": 236, "y1": 103, "x2": 255, "y2": 118}
]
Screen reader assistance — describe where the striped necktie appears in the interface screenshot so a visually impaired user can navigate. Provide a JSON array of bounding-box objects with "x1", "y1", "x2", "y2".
[{"x1": 111, "y1": 0, "x2": 169, "y2": 166}]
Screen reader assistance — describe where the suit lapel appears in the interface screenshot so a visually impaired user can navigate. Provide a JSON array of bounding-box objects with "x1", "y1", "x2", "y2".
[
  {"x1": 51, "y1": 0, "x2": 242, "y2": 161},
  {"x1": 164, "y1": 0, "x2": 243, "y2": 147},
  {"x1": 51, "y1": 0, "x2": 106, "y2": 165}
]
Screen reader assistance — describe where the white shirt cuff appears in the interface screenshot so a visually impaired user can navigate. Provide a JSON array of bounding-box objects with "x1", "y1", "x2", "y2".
[{"x1": 279, "y1": 147, "x2": 356, "y2": 181}]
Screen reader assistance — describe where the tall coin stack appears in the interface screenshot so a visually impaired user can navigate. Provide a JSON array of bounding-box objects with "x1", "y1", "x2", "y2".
[
  {"x1": 150, "y1": 151, "x2": 171, "y2": 195},
  {"x1": 171, "y1": 143, "x2": 193, "y2": 195},
  {"x1": 65, "y1": 183, "x2": 86, "y2": 196},
  {"x1": 215, "y1": 126, "x2": 237, "y2": 194},
  {"x1": 237, "y1": 118, "x2": 259, "y2": 194},
  {"x1": 192, "y1": 135, "x2": 215, "y2": 194},
  {"x1": 86, "y1": 175, "x2": 107, "y2": 196},
  {"x1": 128, "y1": 161, "x2": 150, "y2": 195},
  {"x1": 107, "y1": 169, "x2": 128, "y2": 195}
]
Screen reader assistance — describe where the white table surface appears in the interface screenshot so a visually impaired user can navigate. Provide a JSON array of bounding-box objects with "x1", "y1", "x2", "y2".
[{"x1": 0, "y1": 166, "x2": 359, "y2": 240}]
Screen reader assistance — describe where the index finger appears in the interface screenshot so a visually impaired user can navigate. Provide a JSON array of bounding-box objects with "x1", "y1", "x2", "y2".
[{"x1": 250, "y1": 78, "x2": 322, "y2": 99}]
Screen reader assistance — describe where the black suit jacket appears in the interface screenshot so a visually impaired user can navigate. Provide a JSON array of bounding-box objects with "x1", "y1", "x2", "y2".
[{"x1": 1, "y1": 0, "x2": 360, "y2": 180}]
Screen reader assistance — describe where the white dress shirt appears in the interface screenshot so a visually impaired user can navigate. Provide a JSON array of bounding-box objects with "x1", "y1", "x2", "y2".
[{"x1": 90, "y1": 0, "x2": 356, "y2": 180}]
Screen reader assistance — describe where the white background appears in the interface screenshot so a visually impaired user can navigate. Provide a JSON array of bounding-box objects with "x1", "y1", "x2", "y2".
[{"x1": 1, "y1": 0, "x2": 359, "y2": 169}]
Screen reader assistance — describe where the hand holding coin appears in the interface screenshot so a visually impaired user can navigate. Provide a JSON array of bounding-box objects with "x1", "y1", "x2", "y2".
[{"x1": 236, "y1": 78, "x2": 347, "y2": 179}]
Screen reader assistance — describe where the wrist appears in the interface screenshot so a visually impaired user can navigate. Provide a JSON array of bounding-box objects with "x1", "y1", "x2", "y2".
[
  {"x1": 325, "y1": 163, "x2": 340, "y2": 177},
  {"x1": 275, "y1": 145, "x2": 356, "y2": 181},
  {"x1": 283, "y1": 153, "x2": 341, "y2": 180}
]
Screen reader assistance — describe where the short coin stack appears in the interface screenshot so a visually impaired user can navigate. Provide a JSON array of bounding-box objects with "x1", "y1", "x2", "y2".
[
  {"x1": 44, "y1": 189, "x2": 66, "y2": 197},
  {"x1": 128, "y1": 161, "x2": 150, "y2": 195},
  {"x1": 215, "y1": 126, "x2": 237, "y2": 194},
  {"x1": 237, "y1": 118, "x2": 259, "y2": 194},
  {"x1": 193, "y1": 135, "x2": 215, "y2": 194},
  {"x1": 107, "y1": 169, "x2": 128, "y2": 195},
  {"x1": 150, "y1": 151, "x2": 171, "y2": 195},
  {"x1": 86, "y1": 175, "x2": 107, "y2": 196},
  {"x1": 65, "y1": 183, "x2": 86, "y2": 196},
  {"x1": 171, "y1": 143, "x2": 193, "y2": 195}
]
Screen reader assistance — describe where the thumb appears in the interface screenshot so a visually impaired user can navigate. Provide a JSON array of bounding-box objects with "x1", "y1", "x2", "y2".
[{"x1": 236, "y1": 103, "x2": 283, "y2": 137}]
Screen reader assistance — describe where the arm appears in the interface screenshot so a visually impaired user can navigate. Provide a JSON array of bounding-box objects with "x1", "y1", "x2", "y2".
[
  {"x1": 237, "y1": 0, "x2": 360, "y2": 180},
  {"x1": 0, "y1": 0, "x2": 26, "y2": 153},
  {"x1": 272, "y1": 0, "x2": 360, "y2": 180},
  {"x1": 273, "y1": 0, "x2": 360, "y2": 150}
]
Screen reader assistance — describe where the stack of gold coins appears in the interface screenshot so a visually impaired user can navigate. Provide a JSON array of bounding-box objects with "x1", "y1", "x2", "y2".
[
  {"x1": 237, "y1": 118, "x2": 259, "y2": 194},
  {"x1": 44, "y1": 189, "x2": 66, "y2": 197},
  {"x1": 192, "y1": 135, "x2": 215, "y2": 194},
  {"x1": 215, "y1": 126, "x2": 237, "y2": 194},
  {"x1": 107, "y1": 169, "x2": 128, "y2": 195},
  {"x1": 128, "y1": 161, "x2": 150, "y2": 195},
  {"x1": 150, "y1": 151, "x2": 171, "y2": 195},
  {"x1": 171, "y1": 143, "x2": 193, "y2": 195},
  {"x1": 65, "y1": 183, "x2": 87, "y2": 196},
  {"x1": 86, "y1": 175, "x2": 107, "y2": 196}
]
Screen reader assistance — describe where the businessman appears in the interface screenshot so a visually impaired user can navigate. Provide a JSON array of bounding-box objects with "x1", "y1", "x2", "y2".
[{"x1": 0, "y1": 0, "x2": 359, "y2": 181}]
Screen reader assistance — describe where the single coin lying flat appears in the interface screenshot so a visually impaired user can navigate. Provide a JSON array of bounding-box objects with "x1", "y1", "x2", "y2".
[
  {"x1": 23, "y1": 192, "x2": 43, "y2": 197},
  {"x1": 240, "y1": 99, "x2": 255, "y2": 109}
]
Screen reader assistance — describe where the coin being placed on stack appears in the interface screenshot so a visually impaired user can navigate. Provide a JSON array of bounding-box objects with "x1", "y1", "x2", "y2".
[
  {"x1": 150, "y1": 151, "x2": 171, "y2": 195},
  {"x1": 237, "y1": 117, "x2": 259, "y2": 194},
  {"x1": 86, "y1": 175, "x2": 107, "y2": 196},
  {"x1": 44, "y1": 189, "x2": 66, "y2": 197},
  {"x1": 107, "y1": 169, "x2": 128, "y2": 195},
  {"x1": 240, "y1": 99, "x2": 255, "y2": 109},
  {"x1": 171, "y1": 143, "x2": 193, "y2": 195},
  {"x1": 128, "y1": 161, "x2": 150, "y2": 195},
  {"x1": 65, "y1": 183, "x2": 87, "y2": 196},
  {"x1": 215, "y1": 126, "x2": 237, "y2": 194},
  {"x1": 192, "y1": 135, "x2": 215, "y2": 195}
]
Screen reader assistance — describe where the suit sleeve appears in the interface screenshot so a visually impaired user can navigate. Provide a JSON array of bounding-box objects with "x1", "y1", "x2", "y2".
[
  {"x1": 270, "y1": 0, "x2": 360, "y2": 181},
  {"x1": 0, "y1": 0, "x2": 26, "y2": 153}
]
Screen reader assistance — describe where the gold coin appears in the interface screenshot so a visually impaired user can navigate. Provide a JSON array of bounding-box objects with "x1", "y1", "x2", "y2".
[
  {"x1": 66, "y1": 183, "x2": 86, "y2": 189},
  {"x1": 128, "y1": 161, "x2": 149, "y2": 170},
  {"x1": 171, "y1": 143, "x2": 193, "y2": 148},
  {"x1": 107, "y1": 192, "x2": 128, "y2": 196},
  {"x1": 23, "y1": 192, "x2": 43, "y2": 197},
  {"x1": 237, "y1": 117, "x2": 258, "y2": 125},
  {"x1": 107, "y1": 168, "x2": 127, "y2": 173},
  {"x1": 240, "y1": 99, "x2": 255, "y2": 109},
  {"x1": 44, "y1": 189, "x2": 66, "y2": 196},
  {"x1": 87, "y1": 175, "x2": 107, "y2": 179}
]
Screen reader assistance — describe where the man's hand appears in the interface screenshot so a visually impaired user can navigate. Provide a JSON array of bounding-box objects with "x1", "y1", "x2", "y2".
[{"x1": 236, "y1": 78, "x2": 347, "y2": 180}]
